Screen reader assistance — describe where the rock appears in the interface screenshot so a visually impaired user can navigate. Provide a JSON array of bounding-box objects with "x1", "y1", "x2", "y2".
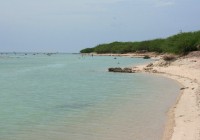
[
  {"x1": 131, "y1": 68, "x2": 138, "y2": 72},
  {"x1": 108, "y1": 67, "x2": 135, "y2": 73},
  {"x1": 154, "y1": 60, "x2": 170, "y2": 67},
  {"x1": 123, "y1": 67, "x2": 132, "y2": 73},
  {"x1": 143, "y1": 67, "x2": 153, "y2": 72},
  {"x1": 146, "y1": 63, "x2": 153, "y2": 67},
  {"x1": 108, "y1": 67, "x2": 123, "y2": 72}
]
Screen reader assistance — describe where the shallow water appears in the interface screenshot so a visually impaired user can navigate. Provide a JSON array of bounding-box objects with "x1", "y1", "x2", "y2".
[{"x1": 0, "y1": 53, "x2": 180, "y2": 140}]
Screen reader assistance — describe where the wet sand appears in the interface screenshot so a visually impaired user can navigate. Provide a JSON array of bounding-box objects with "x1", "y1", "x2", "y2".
[{"x1": 134, "y1": 52, "x2": 200, "y2": 140}]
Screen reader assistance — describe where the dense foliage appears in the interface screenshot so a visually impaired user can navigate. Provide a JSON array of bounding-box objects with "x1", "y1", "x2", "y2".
[{"x1": 80, "y1": 30, "x2": 200, "y2": 54}]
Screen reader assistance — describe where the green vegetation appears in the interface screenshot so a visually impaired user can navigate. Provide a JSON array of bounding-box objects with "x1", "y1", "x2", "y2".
[{"x1": 80, "y1": 30, "x2": 200, "y2": 55}]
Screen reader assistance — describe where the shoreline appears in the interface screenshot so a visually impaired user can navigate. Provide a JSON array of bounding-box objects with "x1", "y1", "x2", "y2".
[
  {"x1": 101, "y1": 51, "x2": 200, "y2": 140},
  {"x1": 159, "y1": 67, "x2": 200, "y2": 140},
  {"x1": 131, "y1": 52, "x2": 200, "y2": 140},
  {"x1": 152, "y1": 72, "x2": 186, "y2": 140},
  {"x1": 82, "y1": 52, "x2": 162, "y2": 59}
]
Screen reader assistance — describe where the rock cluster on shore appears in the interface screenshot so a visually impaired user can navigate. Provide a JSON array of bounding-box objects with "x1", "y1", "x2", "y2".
[
  {"x1": 108, "y1": 55, "x2": 175, "y2": 74},
  {"x1": 108, "y1": 62, "x2": 159, "y2": 73}
]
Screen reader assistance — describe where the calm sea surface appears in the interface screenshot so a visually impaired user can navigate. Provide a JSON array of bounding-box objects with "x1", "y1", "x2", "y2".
[{"x1": 0, "y1": 53, "x2": 180, "y2": 140}]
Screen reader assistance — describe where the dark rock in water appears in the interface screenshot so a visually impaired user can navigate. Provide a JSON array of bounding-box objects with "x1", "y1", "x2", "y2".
[
  {"x1": 108, "y1": 67, "x2": 123, "y2": 72},
  {"x1": 108, "y1": 67, "x2": 133, "y2": 73},
  {"x1": 123, "y1": 67, "x2": 132, "y2": 73}
]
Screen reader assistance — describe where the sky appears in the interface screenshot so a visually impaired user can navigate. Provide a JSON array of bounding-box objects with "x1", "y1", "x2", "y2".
[{"x1": 0, "y1": 0, "x2": 200, "y2": 53}]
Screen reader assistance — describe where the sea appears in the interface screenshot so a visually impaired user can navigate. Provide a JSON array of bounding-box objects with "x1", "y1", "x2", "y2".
[{"x1": 0, "y1": 53, "x2": 180, "y2": 140}]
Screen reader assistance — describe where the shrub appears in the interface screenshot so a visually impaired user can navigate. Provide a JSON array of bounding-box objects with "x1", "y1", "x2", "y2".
[
  {"x1": 163, "y1": 55, "x2": 176, "y2": 61},
  {"x1": 80, "y1": 30, "x2": 200, "y2": 55}
]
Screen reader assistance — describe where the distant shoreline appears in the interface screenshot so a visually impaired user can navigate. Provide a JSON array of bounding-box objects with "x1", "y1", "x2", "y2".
[{"x1": 81, "y1": 52, "x2": 162, "y2": 59}]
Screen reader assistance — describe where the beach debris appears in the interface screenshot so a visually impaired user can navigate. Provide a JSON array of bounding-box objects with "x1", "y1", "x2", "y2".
[
  {"x1": 180, "y1": 87, "x2": 189, "y2": 90},
  {"x1": 180, "y1": 87, "x2": 185, "y2": 90}
]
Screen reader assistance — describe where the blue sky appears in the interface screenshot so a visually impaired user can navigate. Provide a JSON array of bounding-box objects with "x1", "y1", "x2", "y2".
[{"x1": 0, "y1": 0, "x2": 200, "y2": 53}]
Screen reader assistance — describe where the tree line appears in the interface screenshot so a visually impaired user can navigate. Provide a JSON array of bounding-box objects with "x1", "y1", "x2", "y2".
[{"x1": 80, "y1": 30, "x2": 200, "y2": 55}]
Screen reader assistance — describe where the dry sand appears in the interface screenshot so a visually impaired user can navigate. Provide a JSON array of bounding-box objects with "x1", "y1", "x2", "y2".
[{"x1": 134, "y1": 52, "x2": 200, "y2": 140}]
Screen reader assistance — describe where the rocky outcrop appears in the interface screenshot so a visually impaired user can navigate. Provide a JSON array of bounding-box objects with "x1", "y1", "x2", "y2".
[
  {"x1": 108, "y1": 67, "x2": 138, "y2": 73},
  {"x1": 108, "y1": 67, "x2": 123, "y2": 72},
  {"x1": 153, "y1": 60, "x2": 171, "y2": 67}
]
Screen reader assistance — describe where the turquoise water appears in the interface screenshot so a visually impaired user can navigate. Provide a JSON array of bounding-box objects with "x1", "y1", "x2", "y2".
[{"x1": 0, "y1": 54, "x2": 179, "y2": 140}]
